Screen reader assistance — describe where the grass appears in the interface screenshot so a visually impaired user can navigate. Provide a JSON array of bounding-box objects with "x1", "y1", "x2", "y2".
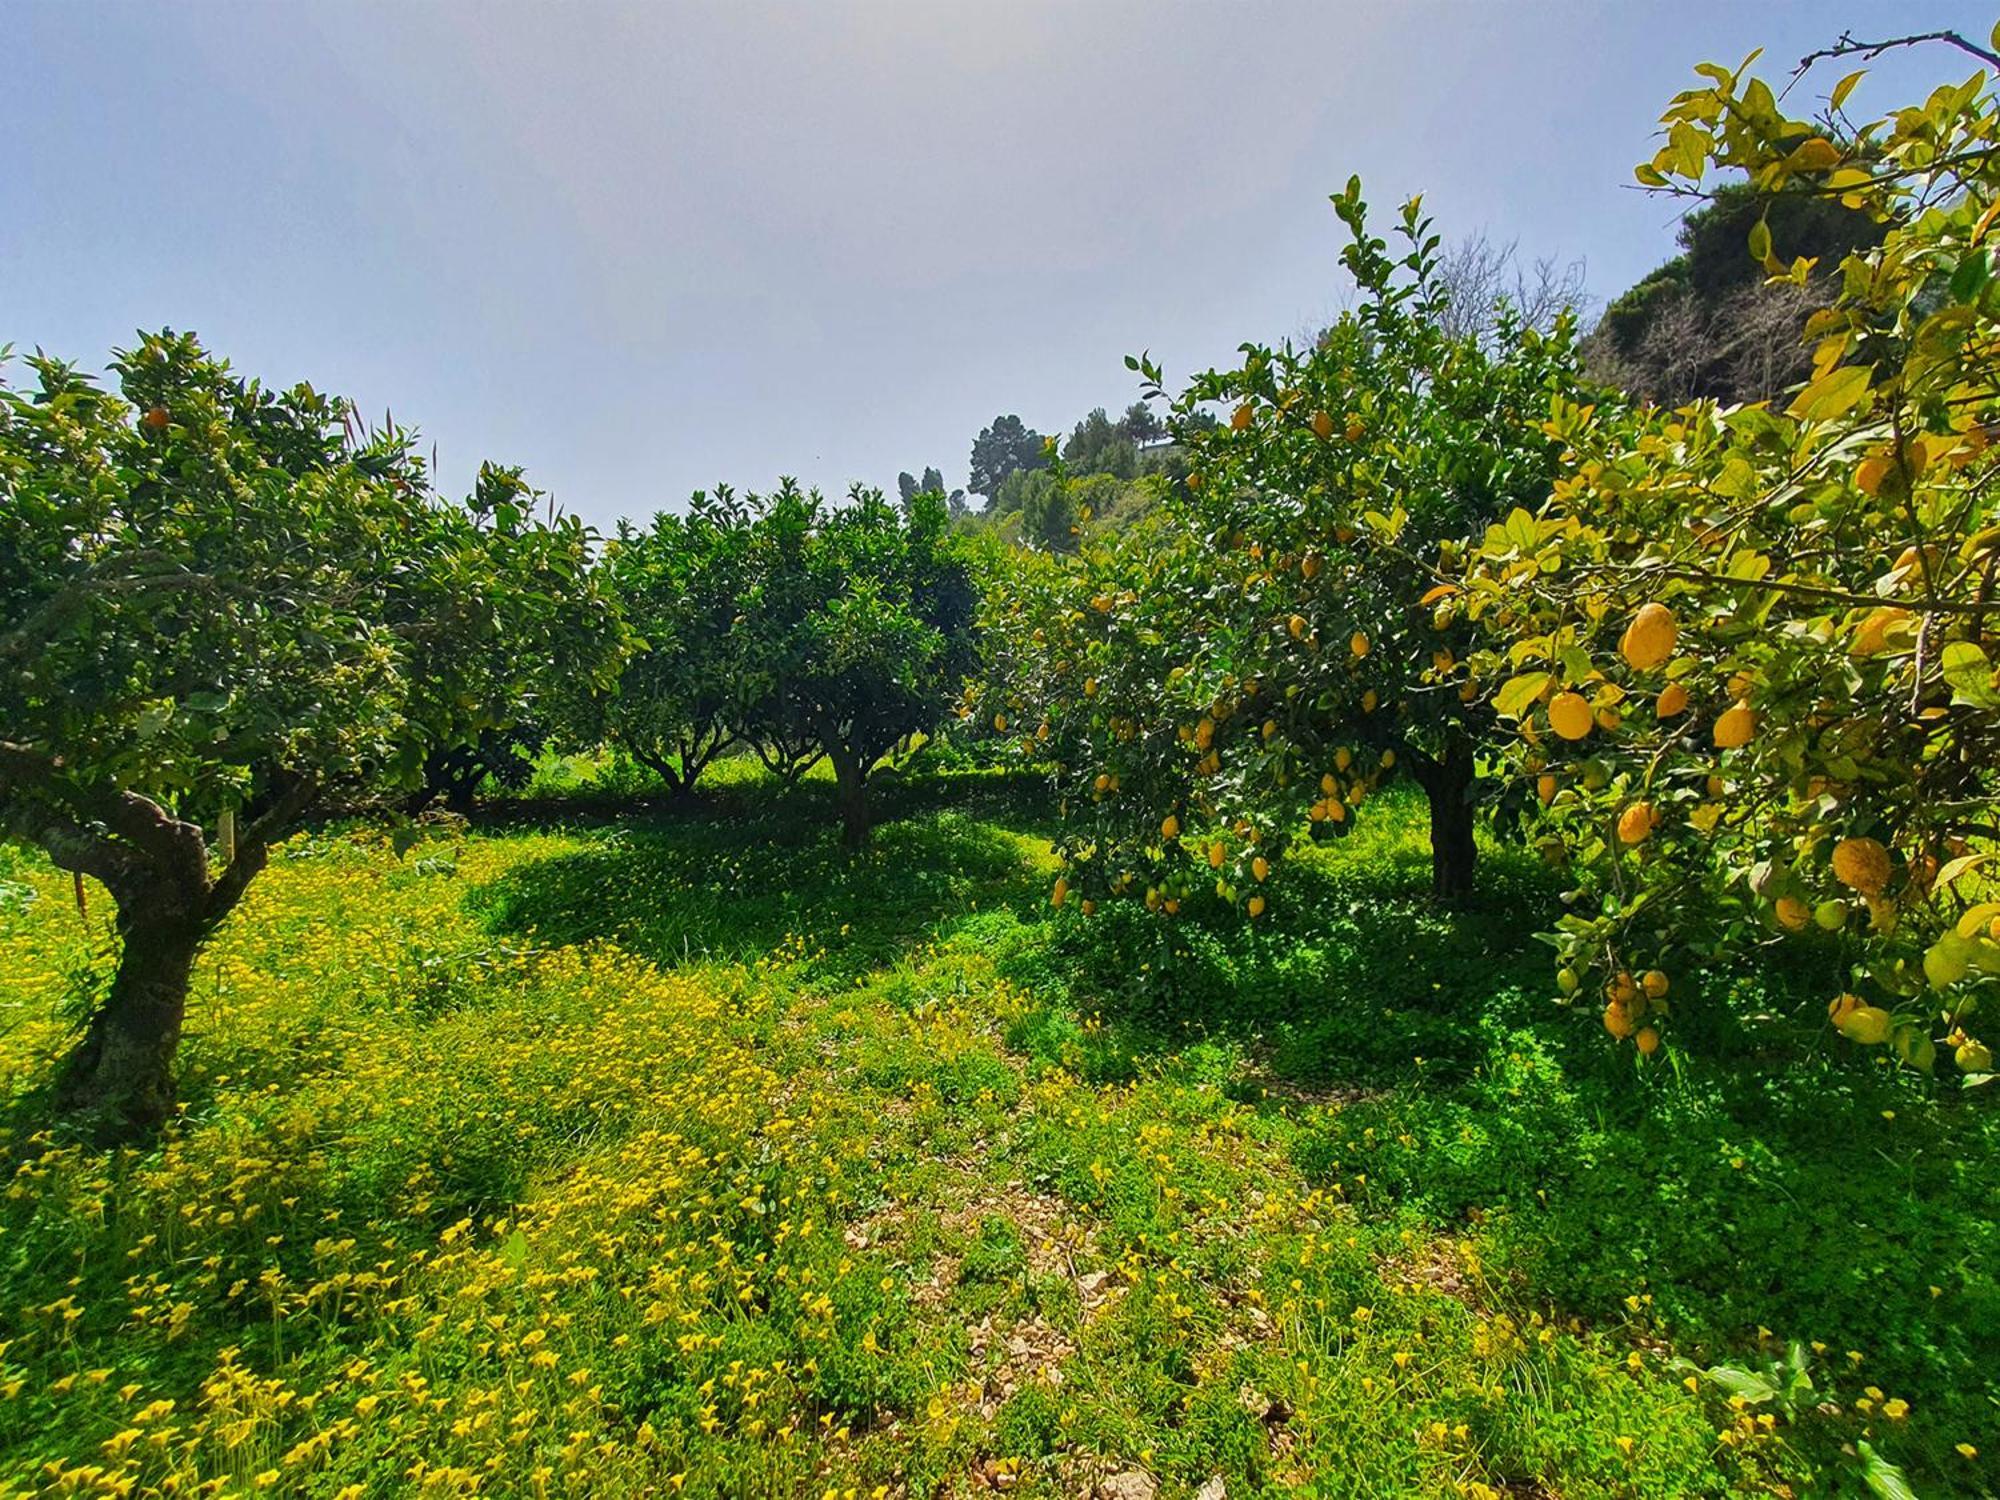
[{"x1": 0, "y1": 778, "x2": 1991, "y2": 1497}]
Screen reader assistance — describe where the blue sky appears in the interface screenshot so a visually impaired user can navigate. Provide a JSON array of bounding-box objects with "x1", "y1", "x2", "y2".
[{"x1": 5, "y1": 2, "x2": 1989, "y2": 529}]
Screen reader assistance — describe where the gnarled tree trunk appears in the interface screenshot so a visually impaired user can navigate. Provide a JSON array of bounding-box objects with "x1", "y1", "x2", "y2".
[
  {"x1": 57, "y1": 897, "x2": 204, "y2": 1129},
  {"x1": 2, "y1": 743, "x2": 313, "y2": 1136}
]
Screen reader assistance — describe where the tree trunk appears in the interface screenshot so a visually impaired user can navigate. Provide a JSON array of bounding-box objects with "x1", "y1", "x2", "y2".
[
  {"x1": 1412, "y1": 735, "x2": 1478, "y2": 905},
  {"x1": 2, "y1": 746, "x2": 313, "y2": 1137},
  {"x1": 441, "y1": 770, "x2": 480, "y2": 817},
  {"x1": 56, "y1": 904, "x2": 203, "y2": 1134},
  {"x1": 832, "y1": 751, "x2": 872, "y2": 848}
]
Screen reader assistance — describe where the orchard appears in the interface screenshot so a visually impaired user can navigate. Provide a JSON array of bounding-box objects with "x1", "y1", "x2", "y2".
[{"x1": 3, "y1": 19, "x2": 1998, "y2": 1500}]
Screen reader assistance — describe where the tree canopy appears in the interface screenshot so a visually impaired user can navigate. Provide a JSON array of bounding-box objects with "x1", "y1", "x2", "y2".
[{"x1": 0, "y1": 331, "x2": 624, "y2": 1128}]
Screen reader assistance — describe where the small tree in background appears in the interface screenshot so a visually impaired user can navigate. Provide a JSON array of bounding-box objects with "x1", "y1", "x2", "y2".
[
  {"x1": 589, "y1": 488, "x2": 756, "y2": 801},
  {"x1": 0, "y1": 332, "x2": 624, "y2": 1130},
  {"x1": 405, "y1": 462, "x2": 615, "y2": 814},
  {"x1": 968, "y1": 414, "x2": 1049, "y2": 507},
  {"x1": 738, "y1": 483, "x2": 980, "y2": 844}
]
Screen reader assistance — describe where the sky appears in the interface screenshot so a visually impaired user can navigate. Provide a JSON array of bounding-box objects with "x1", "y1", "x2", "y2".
[{"x1": 5, "y1": 2, "x2": 1992, "y2": 530}]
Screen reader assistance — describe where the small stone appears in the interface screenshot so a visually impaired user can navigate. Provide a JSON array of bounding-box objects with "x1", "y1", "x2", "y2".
[
  {"x1": 1195, "y1": 1479, "x2": 1227, "y2": 1500},
  {"x1": 1099, "y1": 1472, "x2": 1158, "y2": 1500}
]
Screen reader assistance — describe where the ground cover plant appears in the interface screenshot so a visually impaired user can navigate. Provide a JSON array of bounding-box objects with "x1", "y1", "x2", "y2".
[{"x1": 0, "y1": 777, "x2": 1992, "y2": 1497}]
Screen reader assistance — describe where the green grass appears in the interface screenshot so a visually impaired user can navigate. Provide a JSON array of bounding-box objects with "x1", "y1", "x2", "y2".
[{"x1": 0, "y1": 778, "x2": 1991, "y2": 1496}]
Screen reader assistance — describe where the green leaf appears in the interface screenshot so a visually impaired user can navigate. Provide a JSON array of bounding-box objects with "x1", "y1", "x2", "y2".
[
  {"x1": 1493, "y1": 672, "x2": 1551, "y2": 720},
  {"x1": 1703, "y1": 1363, "x2": 1780, "y2": 1404},
  {"x1": 1748, "y1": 217, "x2": 1772, "y2": 263},
  {"x1": 1786, "y1": 364, "x2": 1871, "y2": 422},
  {"x1": 1941, "y1": 640, "x2": 2000, "y2": 707},
  {"x1": 1951, "y1": 247, "x2": 1991, "y2": 304},
  {"x1": 1857, "y1": 1442, "x2": 1919, "y2": 1500},
  {"x1": 1504, "y1": 507, "x2": 1540, "y2": 554}
]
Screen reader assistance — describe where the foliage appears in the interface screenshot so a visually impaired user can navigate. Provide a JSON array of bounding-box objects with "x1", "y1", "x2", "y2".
[
  {"x1": 968, "y1": 413, "x2": 1050, "y2": 507},
  {"x1": 1461, "y1": 41, "x2": 2000, "y2": 1071},
  {"x1": 0, "y1": 331, "x2": 622, "y2": 1127},
  {"x1": 1586, "y1": 181, "x2": 1886, "y2": 404},
  {"x1": 588, "y1": 489, "x2": 756, "y2": 798},
  {"x1": 733, "y1": 483, "x2": 981, "y2": 844}
]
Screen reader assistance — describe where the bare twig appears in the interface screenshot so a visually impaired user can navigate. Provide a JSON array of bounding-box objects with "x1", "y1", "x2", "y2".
[{"x1": 1796, "y1": 29, "x2": 2000, "y2": 76}]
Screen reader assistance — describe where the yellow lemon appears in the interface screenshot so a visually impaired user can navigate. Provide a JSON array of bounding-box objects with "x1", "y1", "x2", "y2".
[
  {"x1": 1618, "y1": 802, "x2": 1658, "y2": 845},
  {"x1": 1837, "y1": 1004, "x2": 1893, "y2": 1045},
  {"x1": 1619, "y1": 603, "x2": 1678, "y2": 672},
  {"x1": 1712, "y1": 702, "x2": 1756, "y2": 749},
  {"x1": 1832, "y1": 836, "x2": 1891, "y2": 895},
  {"x1": 1851, "y1": 606, "x2": 1911, "y2": 657},
  {"x1": 1549, "y1": 692, "x2": 1593, "y2": 741}
]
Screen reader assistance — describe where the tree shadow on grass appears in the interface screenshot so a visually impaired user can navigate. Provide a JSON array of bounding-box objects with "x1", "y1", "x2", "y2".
[
  {"x1": 1004, "y1": 788, "x2": 1569, "y2": 1091},
  {"x1": 468, "y1": 802, "x2": 1054, "y2": 985},
  {"x1": 463, "y1": 763, "x2": 1063, "y2": 843}
]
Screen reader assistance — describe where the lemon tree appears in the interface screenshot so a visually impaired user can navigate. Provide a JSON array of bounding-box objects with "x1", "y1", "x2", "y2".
[
  {"x1": 0, "y1": 333, "x2": 624, "y2": 1130},
  {"x1": 991, "y1": 187, "x2": 1592, "y2": 919},
  {"x1": 737, "y1": 482, "x2": 981, "y2": 845},
  {"x1": 1462, "y1": 37, "x2": 2000, "y2": 1071},
  {"x1": 588, "y1": 487, "x2": 758, "y2": 801}
]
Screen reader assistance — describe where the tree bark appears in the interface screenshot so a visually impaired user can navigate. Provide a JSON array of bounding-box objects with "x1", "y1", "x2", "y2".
[
  {"x1": 0, "y1": 747, "x2": 314, "y2": 1136},
  {"x1": 56, "y1": 902, "x2": 203, "y2": 1132},
  {"x1": 831, "y1": 749, "x2": 872, "y2": 848},
  {"x1": 1409, "y1": 734, "x2": 1479, "y2": 905}
]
